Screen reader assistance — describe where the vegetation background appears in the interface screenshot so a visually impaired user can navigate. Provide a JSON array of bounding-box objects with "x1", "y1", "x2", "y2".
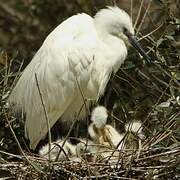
[{"x1": 0, "y1": 0, "x2": 179, "y2": 179}]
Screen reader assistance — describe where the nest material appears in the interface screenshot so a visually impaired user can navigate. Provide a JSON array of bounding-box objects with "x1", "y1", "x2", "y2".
[{"x1": 0, "y1": 144, "x2": 179, "y2": 179}]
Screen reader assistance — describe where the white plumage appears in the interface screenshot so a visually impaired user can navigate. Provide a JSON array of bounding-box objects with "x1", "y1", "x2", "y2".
[
  {"x1": 125, "y1": 121, "x2": 145, "y2": 139},
  {"x1": 8, "y1": 6, "x2": 148, "y2": 150},
  {"x1": 39, "y1": 138, "x2": 95, "y2": 162},
  {"x1": 89, "y1": 106, "x2": 124, "y2": 149},
  {"x1": 89, "y1": 106, "x2": 145, "y2": 150},
  {"x1": 39, "y1": 106, "x2": 145, "y2": 162},
  {"x1": 39, "y1": 139, "x2": 76, "y2": 161},
  {"x1": 91, "y1": 106, "x2": 108, "y2": 128}
]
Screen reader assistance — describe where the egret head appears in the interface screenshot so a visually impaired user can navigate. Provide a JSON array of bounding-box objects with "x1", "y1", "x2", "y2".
[
  {"x1": 94, "y1": 6, "x2": 134, "y2": 38},
  {"x1": 94, "y1": 6, "x2": 151, "y2": 63}
]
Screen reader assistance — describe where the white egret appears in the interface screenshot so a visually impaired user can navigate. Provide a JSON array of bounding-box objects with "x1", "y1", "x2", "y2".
[{"x1": 9, "y1": 6, "x2": 150, "y2": 150}]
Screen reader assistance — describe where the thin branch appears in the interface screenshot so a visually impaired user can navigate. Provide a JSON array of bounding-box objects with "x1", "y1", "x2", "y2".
[
  {"x1": 10, "y1": 59, "x2": 24, "y2": 92},
  {"x1": 55, "y1": 102, "x2": 85, "y2": 161},
  {"x1": 3, "y1": 108, "x2": 43, "y2": 174},
  {"x1": 35, "y1": 73, "x2": 52, "y2": 169},
  {"x1": 136, "y1": 0, "x2": 152, "y2": 35},
  {"x1": 0, "y1": 3, "x2": 25, "y2": 21},
  {"x1": 130, "y1": 0, "x2": 133, "y2": 20},
  {"x1": 53, "y1": 142, "x2": 70, "y2": 161},
  {"x1": 138, "y1": 23, "x2": 163, "y2": 41},
  {"x1": 134, "y1": 0, "x2": 144, "y2": 29},
  {"x1": 0, "y1": 150, "x2": 23, "y2": 160},
  {"x1": 136, "y1": 148, "x2": 180, "y2": 162}
]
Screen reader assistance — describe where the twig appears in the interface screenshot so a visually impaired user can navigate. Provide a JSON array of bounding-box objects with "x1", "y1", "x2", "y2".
[
  {"x1": 53, "y1": 164, "x2": 83, "y2": 179},
  {"x1": 130, "y1": 0, "x2": 133, "y2": 20},
  {"x1": 134, "y1": 0, "x2": 144, "y2": 29},
  {"x1": 166, "y1": 112, "x2": 180, "y2": 128},
  {"x1": 53, "y1": 142, "x2": 70, "y2": 161},
  {"x1": 138, "y1": 23, "x2": 163, "y2": 41},
  {"x1": 9, "y1": 59, "x2": 24, "y2": 92},
  {"x1": 136, "y1": 148, "x2": 180, "y2": 162},
  {"x1": 152, "y1": 170, "x2": 175, "y2": 179},
  {"x1": 2, "y1": 53, "x2": 9, "y2": 96},
  {"x1": 105, "y1": 131, "x2": 127, "y2": 164},
  {"x1": 136, "y1": 0, "x2": 152, "y2": 35},
  {"x1": 75, "y1": 77, "x2": 92, "y2": 178},
  {"x1": 55, "y1": 102, "x2": 85, "y2": 161},
  {"x1": 150, "y1": 130, "x2": 173, "y2": 147},
  {"x1": 3, "y1": 108, "x2": 43, "y2": 174},
  {"x1": 0, "y1": 150, "x2": 23, "y2": 160},
  {"x1": 35, "y1": 73, "x2": 52, "y2": 169},
  {"x1": 141, "y1": 77, "x2": 174, "y2": 135},
  {"x1": 115, "y1": 74, "x2": 136, "y2": 89},
  {"x1": 0, "y1": 3, "x2": 24, "y2": 21}
]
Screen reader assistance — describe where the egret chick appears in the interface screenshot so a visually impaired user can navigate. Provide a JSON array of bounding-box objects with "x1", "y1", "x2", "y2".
[
  {"x1": 125, "y1": 121, "x2": 145, "y2": 140},
  {"x1": 39, "y1": 139, "x2": 76, "y2": 161},
  {"x1": 76, "y1": 139, "x2": 97, "y2": 162},
  {"x1": 88, "y1": 106, "x2": 108, "y2": 141},
  {"x1": 89, "y1": 106, "x2": 124, "y2": 149},
  {"x1": 124, "y1": 121, "x2": 145, "y2": 151},
  {"x1": 104, "y1": 125, "x2": 124, "y2": 149},
  {"x1": 89, "y1": 106, "x2": 108, "y2": 144}
]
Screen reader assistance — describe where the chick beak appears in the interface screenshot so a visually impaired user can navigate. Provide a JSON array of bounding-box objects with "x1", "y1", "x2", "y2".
[{"x1": 124, "y1": 30, "x2": 152, "y2": 64}]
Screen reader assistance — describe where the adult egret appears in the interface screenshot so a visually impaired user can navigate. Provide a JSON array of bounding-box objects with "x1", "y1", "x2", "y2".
[{"x1": 9, "y1": 6, "x2": 150, "y2": 150}]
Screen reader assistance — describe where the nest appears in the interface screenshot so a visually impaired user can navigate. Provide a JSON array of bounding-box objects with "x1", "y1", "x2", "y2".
[{"x1": 0, "y1": 143, "x2": 179, "y2": 179}]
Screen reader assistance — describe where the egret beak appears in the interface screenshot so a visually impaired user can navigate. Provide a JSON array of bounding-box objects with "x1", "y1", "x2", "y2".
[{"x1": 125, "y1": 31, "x2": 152, "y2": 64}]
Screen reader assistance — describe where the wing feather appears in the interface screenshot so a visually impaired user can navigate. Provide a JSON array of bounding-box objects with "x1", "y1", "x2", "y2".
[{"x1": 9, "y1": 13, "x2": 100, "y2": 149}]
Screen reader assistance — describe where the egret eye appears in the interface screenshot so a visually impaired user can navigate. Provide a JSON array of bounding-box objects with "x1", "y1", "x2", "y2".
[{"x1": 123, "y1": 27, "x2": 128, "y2": 34}]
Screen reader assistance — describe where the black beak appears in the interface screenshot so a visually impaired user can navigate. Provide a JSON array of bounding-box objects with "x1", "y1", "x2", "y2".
[{"x1": 125, "y1": 31, "x2": 152, "y2": 64}]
